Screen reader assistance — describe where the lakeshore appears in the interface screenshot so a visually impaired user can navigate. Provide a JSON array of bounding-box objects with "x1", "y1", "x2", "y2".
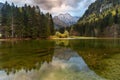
[
  {"x1": 51, "y1": 36, "x2": 120, "y2": 40},
  {"x1": 1, "y1": 36, "x2": 120, "y2": 42}
]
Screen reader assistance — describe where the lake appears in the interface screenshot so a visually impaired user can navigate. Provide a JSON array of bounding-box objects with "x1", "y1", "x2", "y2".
[{"x1": 0, "y1": 39, "x2": 120, "y2": 80}]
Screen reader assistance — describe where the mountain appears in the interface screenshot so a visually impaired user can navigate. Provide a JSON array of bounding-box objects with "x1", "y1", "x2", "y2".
[
  {"x1": 53, "y1": 16, "x2": 68, "y2": 29},
  {"x1": 0, "y1": 2, "x2": 4, "y2": 25},
  {"x1": 53, "y1": 13, "x2": 79, "y2": 29},
  {"x1": 82, "y1": 0, "x2": 120, "y2": 18},
  {"x1": 0, "y1": 3, "x2": 3, "y2": 13},
  {"x1": 0, "y1": 3, "x2": 3, "y2": 9},
  {"x1": 74, "y1": 0, "x2": 120, "y2": 37},
  {"x1": 57, "y1": 13, "x2": 79, "y2": 26}
]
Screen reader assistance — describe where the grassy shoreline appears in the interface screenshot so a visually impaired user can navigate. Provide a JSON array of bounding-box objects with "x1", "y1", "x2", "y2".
[
  {"x1": 0, "y1": 38, "x2": 33, "y2": 41},
  {"x1": 0, "y1": 36, "x2": 120, "y2": 41},
  {"x1": 51, "y1": 36, "x2": 120, "y2": 40}
]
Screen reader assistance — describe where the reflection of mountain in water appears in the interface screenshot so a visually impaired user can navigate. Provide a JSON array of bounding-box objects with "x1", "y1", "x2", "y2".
[
  {"x1": 54, "y1": 47, "x2": 91, "y2": 72},
  {"x1": 0, "y1": 41, "x2": 106, "y2": 80},
  {"x1": 52, "y1": 46, "x2": 106, "y2": 80}
]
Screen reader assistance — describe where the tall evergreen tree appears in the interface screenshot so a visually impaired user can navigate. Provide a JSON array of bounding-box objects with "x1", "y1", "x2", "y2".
[{"x1": 1, "y1": 2, "x2": 55, "y2": 39}]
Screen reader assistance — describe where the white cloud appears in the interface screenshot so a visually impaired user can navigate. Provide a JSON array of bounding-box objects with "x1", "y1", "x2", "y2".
[{"x1": 0, "y1": 0, "x2": 96, "y2": 16}]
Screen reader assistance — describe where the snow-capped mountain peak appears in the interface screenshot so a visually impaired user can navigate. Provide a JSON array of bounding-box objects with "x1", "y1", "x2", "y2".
[{"x1": 53, "y1": 13, "x2": 79, "y2": 28}]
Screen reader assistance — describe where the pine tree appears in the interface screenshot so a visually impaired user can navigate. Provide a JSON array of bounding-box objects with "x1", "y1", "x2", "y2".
[{"x1": 1, "y1": 2, "x2": 55, "y2": 39}]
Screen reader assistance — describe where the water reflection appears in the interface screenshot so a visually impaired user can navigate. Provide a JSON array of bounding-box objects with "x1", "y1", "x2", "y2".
[
  {"x1": 69, "y1": 39, "x2": 120, "y2": 80},
  {"x1": 0, "y1": 39, "x2": 120, "y2": 80},
  {"x1": 0, "y1": 47, "x2": 103, "y2": 80},
  {"x1": 0, "y1": 40, "x2": 106, "y2": 80},
  {"x1": 0, "y1": 40, "x2": 55, "y2": 75},
  {"x1": 55, "y1": 39, "x2": 69, "y2": 47}
]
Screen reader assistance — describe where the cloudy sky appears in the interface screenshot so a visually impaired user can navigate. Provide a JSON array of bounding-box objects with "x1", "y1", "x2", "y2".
[{"x1": 0, "y1": 0, "x2": 95, "y2": 17}]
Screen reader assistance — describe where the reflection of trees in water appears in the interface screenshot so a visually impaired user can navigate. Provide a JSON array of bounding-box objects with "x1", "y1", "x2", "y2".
[
  {"x1": 0, "y1": 39, "x2": 120, "y2": 79},
  {"x1": 4, "y1": 53, "x2": 53, "y2": 75},
  {"x1": 0, "y1": 40, "x2": 55, "y2": 75},
  {"x1": 55, "y1": 39, "x2": 69, "y2": 47},
  {"x1": 69, "y1": 39, "x2": 120, "y2": 80}
]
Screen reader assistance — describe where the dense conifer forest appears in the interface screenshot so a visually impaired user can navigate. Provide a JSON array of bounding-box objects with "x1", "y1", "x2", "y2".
[
  {"x1": 73, "y1": 0, "x2": 120, "y2": 37},
  {"x1": 0, "y1": 2, "x2": 54, "y2": 39}
]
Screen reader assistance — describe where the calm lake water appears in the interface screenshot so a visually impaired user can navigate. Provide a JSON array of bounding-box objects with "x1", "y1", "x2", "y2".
[{"x1": 0, "y1": 39, "x2": 120, "y2": 80}]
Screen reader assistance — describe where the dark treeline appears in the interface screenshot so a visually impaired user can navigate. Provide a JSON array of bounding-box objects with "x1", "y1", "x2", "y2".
[{"x1": 0, "y1": 2, "x2": 54, "y2": 39}]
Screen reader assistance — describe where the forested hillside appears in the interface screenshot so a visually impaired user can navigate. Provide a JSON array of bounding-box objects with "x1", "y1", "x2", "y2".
[
  {"x1": 73, "y1": 0, "x2": 120, "y2": 37},
  {"x1": 0, "y1": 2, "x2": 54, "y2": 39}
]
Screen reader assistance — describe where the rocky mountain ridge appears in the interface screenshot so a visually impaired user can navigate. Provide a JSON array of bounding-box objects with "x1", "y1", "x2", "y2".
[{"x1": 53, "y1": 13, "x2": 79, "y2": 29}]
